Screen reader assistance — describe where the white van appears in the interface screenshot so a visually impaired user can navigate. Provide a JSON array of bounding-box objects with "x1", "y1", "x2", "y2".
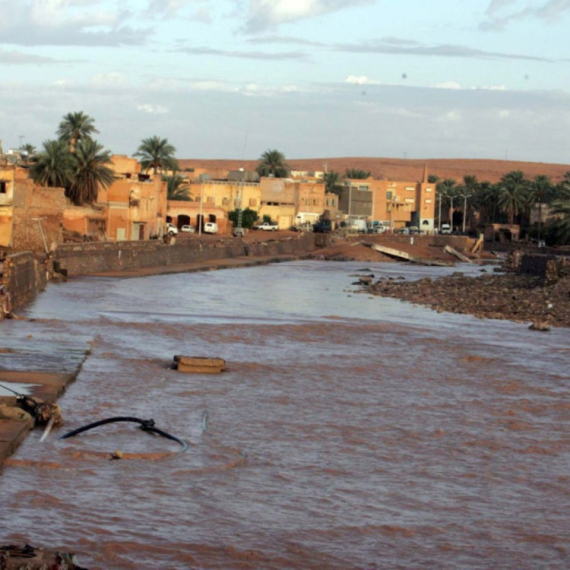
[
  {"x1": 204, "y1": 222, "x2": 218, "y2": 234},
  {"x1": 440, "y1": 224, "x2": 451, "y2": 235},
  {"x1": 349, "y1": 219, "x2": 367, "y2": 233}
]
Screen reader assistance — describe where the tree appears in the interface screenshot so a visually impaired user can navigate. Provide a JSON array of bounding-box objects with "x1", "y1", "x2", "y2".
[
  {"x1": 427, "y1": 174, "x2": 440, "y2": 184},
  {"x1": 134, "y1": 136, "x2": 178, "y2": 174},
  {"x1": 497, "y1": 170, "x2": 529, "y2": 225},
  {"x1": 228, "y1": 207, "x2": 259, "y2": 229},
  {"x1": 550, "y1": 198, "x2": 570, "y2": 244},
  {"x1": 527, "y1": 175, "x2": 555, "y2": 238},
  {"x1": 472, "y1": 181, "x2": 500, "y2": 224},
  {"x1": 256, "y1": 149, "x2": 289, "y2": 178},
  {"x1": 57, "y1": 111, "x2": 98, "y2": 150},
  {"x1": 29, "y1": 139, "x2": 73, "y2": 188},
  {"x1": 323, "y1": 171, "x2": 344, "y2": 196},
  {"x1": 66, "y1": 138, "x2": 115, "y2": 205},
  {"x1": 345, "y1": 168, "x2": 370, "y2": 179},
  {"x1": 436, "y1": 178, "x2": 457, "y2": 224},
  {"x1": 164, "y1": 173, "x2": 191, "y2": 201}
]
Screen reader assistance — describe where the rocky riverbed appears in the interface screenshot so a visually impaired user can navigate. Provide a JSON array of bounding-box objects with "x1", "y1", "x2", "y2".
[{"x1": 364, "y1": 270, "x2": 570, "y2": 328}]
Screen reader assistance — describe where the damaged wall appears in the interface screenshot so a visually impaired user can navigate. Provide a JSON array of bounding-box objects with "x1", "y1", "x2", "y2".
[
  {"x1": 52, "y1": 233, "x2": 316, "y2": 277},
  {"x1": 3, "y1": 252, "x2": 47, "y2": 310},
  {"x1": 12, "y1": 182, "x2": 66, "y2": 253}
]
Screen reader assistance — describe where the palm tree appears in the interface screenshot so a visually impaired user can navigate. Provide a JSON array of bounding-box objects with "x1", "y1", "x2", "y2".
[
  {"x1": 164, "y1": 173, "x2": 191, "y2": 201},
  {"x1": 497, "y1": 170, "x2": 529, "y2": 225},
  {"x1": 345, "y1": 168, "x2": 370, "y2": 179},
  {"x1": 427, "y1": 174, "x2": 440, "y2": 184},
  {"x1": 323, "y1": 171, "x2": 344, "y2": 196},
  {"x1": 29, "y1": 139, "x2": 73, "y2": 188},
  {"x1": 473, "y1": 181, "x2": 500, "y2": 224},
  {"x1": 57, "y1": 111, "x2": 99, "y2": 150},
  {"x1": 527, "y1": 175, "x2": 555, "y2": 238},
  {"x1": 436, "y1": 178, "x2": 457, "y2": 224},
  {"x1": 66, "y1": 138, "x2": 114, "y2": 205},
  {"x1": 256, "y1": 149, "x2": 290, "y2": 178},
  {"x1": 551, "y1": 198, "x2": 570, "y2": 244},
  {"x1": 134, "y1": 136, "x2": 178, "y2": 174}
]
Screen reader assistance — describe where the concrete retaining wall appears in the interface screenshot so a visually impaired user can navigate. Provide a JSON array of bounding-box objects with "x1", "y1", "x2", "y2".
[
  {"x1": 3, "y1": 252, "x2": 47, "y2": 310},
  {"x1": 53, "y1": 233, "x2": 316, "y2": 277}
]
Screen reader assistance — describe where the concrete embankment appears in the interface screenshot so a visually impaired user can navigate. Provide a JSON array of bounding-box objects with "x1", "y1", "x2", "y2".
[
  {"x1": 52, "y1": 232, "x2": 316, "y2": 277},
  {"x1": 0, "y1": 233, "x2": 315, "y2": 466}
]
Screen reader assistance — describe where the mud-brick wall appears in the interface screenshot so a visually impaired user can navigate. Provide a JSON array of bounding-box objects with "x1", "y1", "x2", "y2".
[
  {"x1": 53, "y1": 233, "x2": 316, "y2": 277},
  {"x1": 3, "y1": 252, "x2": 47, "y2": 309},
  {"x1": 520, "y1": 254, "x2": 568, "y2": 283}
]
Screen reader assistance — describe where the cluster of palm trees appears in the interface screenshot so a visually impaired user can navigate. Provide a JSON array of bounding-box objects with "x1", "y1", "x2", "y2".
[
  {"x1": 431, "y1": 171, "x2": 570, "y2": 242},
  {"x1": 27, "y1": 112, "x2": 182, "y2": 206},
  {"x1": 29, "y1": 112, "x2": 114, "y2": 205}
]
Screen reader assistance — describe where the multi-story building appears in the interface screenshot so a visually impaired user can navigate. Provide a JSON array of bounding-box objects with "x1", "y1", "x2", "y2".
[
  {"x1": 338, "y1": 169, "x2": 435, "y2": 232},
  {"x1": 63, "y1": 155, "x2": 168, "y2": 241}
]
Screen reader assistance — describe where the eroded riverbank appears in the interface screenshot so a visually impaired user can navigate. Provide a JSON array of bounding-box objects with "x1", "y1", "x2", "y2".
[{"x1": 364, "y1": 271, "x2": 570, "y2": 328}]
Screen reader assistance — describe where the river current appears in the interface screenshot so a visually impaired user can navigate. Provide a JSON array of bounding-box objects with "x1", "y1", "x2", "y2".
[{"x1": 1, "y1": 261, "x2": 569, "y2": 569}]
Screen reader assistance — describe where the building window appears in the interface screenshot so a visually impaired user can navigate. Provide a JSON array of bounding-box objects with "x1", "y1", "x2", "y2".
[
  {"x1": 0, "y1": 181, "x2": 6, "y2": 194},
  {"x1": 426, "y1": 187, "x2": 432, "y2": 192},
  {"x1": 425, "y1": 199, "x2": 432, "y2": 204},
  {"x1": 249, "y1": 198, "x2": 257, "y2": 207},
  {"x1": 358, "y1": 185, "x2": 369, "y2": 191},
  {"x1": 405, "y1": 186, "x2": 415, "y2": 191},
  {"x1": 387, "y1": 191, "x2": 393, "y2": 200}
]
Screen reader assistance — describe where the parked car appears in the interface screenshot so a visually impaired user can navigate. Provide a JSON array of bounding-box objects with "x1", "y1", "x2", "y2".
[
  {"x1": 409, "y1": 226, "x2": 421, "y2": 235},
  {"x1": 348, "y1": 219, "x2": 367, "y2": 233},
  {"x1": 181, "y1": 225, "x2": 195, "y2": 233},
  {"x1": 440, "y1": 224, "x2": 452, "y2": 235},
  {"x1": 398, "y1": 228, "x2": 410, "y2": 235},
  {"x1": 313, "y1": 220, "x2": 332, "y2": 233},
  {"x1": 368, "y1": 221, "x2": 387, "y2": 234},
  {"x1": 255, "y1": 222, "x2": 279, "y2": 231},
  {"x1": 204, "y1": 222, "x2": 218, "y2": 234},
  {"x1": 233, "y1": 227, "x2": 246, "y2": 237},
  {"x1": 166, "y1": 223, "x2": 178, "y2": 235}
]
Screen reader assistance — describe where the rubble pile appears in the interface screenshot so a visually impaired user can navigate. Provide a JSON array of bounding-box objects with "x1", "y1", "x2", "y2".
[{"x1": 366, "y1": 272, "x2": 570, "y2": 328}]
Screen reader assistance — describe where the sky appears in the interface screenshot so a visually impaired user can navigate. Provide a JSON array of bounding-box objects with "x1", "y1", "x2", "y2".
[{"x1": 0, "y1": 0, "x2": 569, "y2": 163}]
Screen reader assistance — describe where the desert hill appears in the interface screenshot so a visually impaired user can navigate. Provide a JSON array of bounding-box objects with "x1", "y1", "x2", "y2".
[{"x1": 179, "y1": 157, "x2": 570, "y2": 184}]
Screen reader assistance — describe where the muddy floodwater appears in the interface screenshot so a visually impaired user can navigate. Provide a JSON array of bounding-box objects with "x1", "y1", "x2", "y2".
[{"x1": 1, "y1": 261, "x2": 569, "y2": 569}]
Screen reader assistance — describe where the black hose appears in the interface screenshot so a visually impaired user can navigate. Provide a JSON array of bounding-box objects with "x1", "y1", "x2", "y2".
[{"x1": 59, "y1": 416, "x2": 188, "y2": 452}]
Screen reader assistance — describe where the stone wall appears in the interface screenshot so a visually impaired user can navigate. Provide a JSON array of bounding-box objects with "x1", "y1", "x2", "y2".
[
  {"x1": 12, "y1": 183, "x2": 66, "y2": 253},
  {"x1": 520, "y1": 253, "x2": 569, "y2": 284},
  {"x1": 53, "y1": 233, "x2": 316, "y2": 277},
  {"x1": 3, "y1": 252, "x2": 47, "y2": 310}
]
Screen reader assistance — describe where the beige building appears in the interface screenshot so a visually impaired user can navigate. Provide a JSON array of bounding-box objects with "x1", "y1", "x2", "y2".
[
  {"x1": 0, "y1": 164, "x2": 66, "y2": 252},
  {"x1": 63, "y1": 155, "x2": 168, "y2": 241},
  {"x1": 339, "y1": 169, "x2": 435, "y2": 232}
]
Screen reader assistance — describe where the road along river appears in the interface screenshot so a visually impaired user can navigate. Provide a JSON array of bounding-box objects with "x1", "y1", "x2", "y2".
[{"x1": 1, "y1": 261, "x2": 569, "y2": 569}]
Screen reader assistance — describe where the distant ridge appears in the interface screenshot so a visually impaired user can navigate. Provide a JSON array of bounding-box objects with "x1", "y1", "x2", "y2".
[{"x1": 179, "y1": 157, "x2": 570, "y2": 183}]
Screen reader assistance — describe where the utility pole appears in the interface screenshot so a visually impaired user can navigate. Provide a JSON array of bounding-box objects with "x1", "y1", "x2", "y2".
[
  {"x1": 18, "y1": 135, "x2": 24, "y2": 148},
  {"x1": 237, "y1": 168, "x2": 244, "y2": 230},
  {"x1": 437, "y1": 192, "x2": 444, "y2": 232},
  {"x1": 199, "y1": 181, "x2": 203, "y2": 236}
]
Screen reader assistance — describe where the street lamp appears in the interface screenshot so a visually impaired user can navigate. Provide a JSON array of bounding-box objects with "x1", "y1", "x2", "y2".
[{"x1": 437, "y1": 191, "x2": 447, "y2": 232}]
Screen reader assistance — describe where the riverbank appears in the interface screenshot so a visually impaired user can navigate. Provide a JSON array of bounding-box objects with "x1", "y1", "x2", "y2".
[{"x1": 364, "y1": 270, "x2": 570, "y2": 328}]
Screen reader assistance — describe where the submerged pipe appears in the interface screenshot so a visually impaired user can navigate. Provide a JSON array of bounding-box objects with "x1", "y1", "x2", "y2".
[{"x1": 59, "y1": 416, "x2": 189, "y2": 452}]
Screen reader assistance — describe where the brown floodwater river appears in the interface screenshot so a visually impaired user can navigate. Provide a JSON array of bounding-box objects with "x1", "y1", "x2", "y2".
[{"x1": 1, "y1": 261, "x2": 569, "y2": 569}]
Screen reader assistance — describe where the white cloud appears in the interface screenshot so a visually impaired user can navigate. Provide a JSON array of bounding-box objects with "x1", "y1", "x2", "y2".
[
  {"x1": 244, "y1": 0, "x2": 375, "y2": 33},
  {"x1": 136, "y1": 104, "x2": 169, "y2": 114},
  {"x1": 0, "y1": 0, "x2": 147, "y2": 46},
  {"x1": 90, "y1": 72, "x2": 127, "y2": 87},
  {"x1": 432, "y1": 81, "x2": 462, "y2": 90},
  {"x1": 345, "y1": 75, "x2": 381, "y2": 85}
]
